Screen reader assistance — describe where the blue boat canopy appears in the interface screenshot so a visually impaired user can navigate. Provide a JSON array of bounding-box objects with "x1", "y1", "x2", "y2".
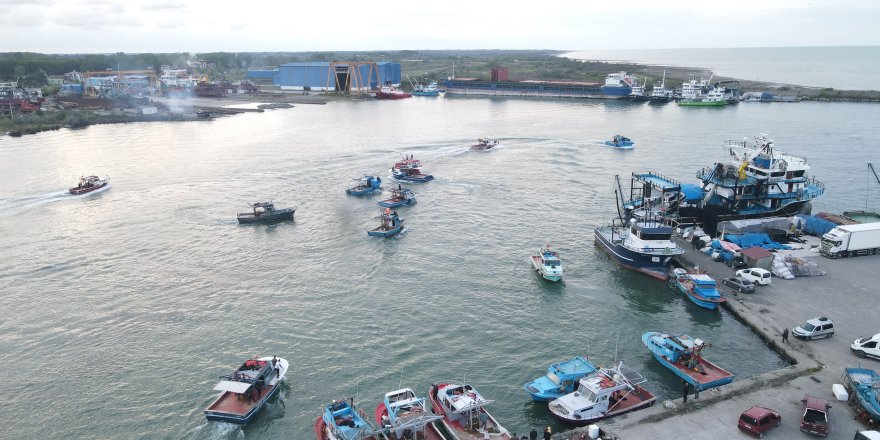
[{"x1": 680, "y1": 184, "x2": 704, "y2": 202}]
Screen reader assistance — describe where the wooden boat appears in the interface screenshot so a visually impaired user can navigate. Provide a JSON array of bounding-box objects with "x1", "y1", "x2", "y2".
[
  {"x1": 378, "y1": 185, "x2": 416, "y2": 208},
  {"x1": 237, "y1": 202, "x2": 295, "y2": 224},
  {"x1": 69, "y1": 175, "x2": 109, "y2": 195},
  {"x1": 375, "y1": 388, "x2": 448, "y2": 440},
  {"x1": 204, "y1": 356, "x2": 288, "y2": 424},
  {"x1": 315, "y1": 398, "x2": 385, "y2": 440},
  {"x1": 347, "y1": 175, "x2": 382, "y2": 196},
  {"x1": 642, "y1": 331, "x2": 734, "y2": 390},
  {"x1": 549, "y1": 362, "x2": 656, "y2": 425},
  {"x1": 845, "y1": 367, "x2": 880, "y2": 423},
  {"x1": 428, "y1": 382, "x2": 512, "y2": 440},
  {"x1": 368, "y1": 209, "x2": 405, "y2": 238}
]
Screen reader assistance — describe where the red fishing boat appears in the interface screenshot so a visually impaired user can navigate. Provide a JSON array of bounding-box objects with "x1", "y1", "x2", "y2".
[
  {"x1": 69, "y1": 175, "x2": 109, "y2": 195},
  {"x1": 377, "y1": 85, "x2": 412, "y2": 100}
]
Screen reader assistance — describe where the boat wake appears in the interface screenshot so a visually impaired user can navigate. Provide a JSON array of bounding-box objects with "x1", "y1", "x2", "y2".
[
  {"x1": 0, "y1": 187, "x2": 110, "y2": 216},
  {"x1": 185, "y1": 421, "x2": 245, "y2": 440}
]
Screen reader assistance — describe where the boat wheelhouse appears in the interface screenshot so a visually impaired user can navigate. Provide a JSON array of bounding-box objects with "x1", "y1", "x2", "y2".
[
  {"x1": 378, "y1": 185, "x2": 416, "y2": 208},
  {"x1": 548, "y1": 362, "x2": 656, "y2": 425},
  {"x1": 642, "y1": 332, "x2": 734, "y2": 391},
  {"x1": 670, "y1": 269, "x2": 726, "y2": 310},
  {"x1": 316, "y1": 398, "x2": 384, "y2": 440},
  {"x1": 69, "y1": 175, "x2": 110, "y2": 195},
  {"x1": 523, "y1": 356, "x2": 598, "y2": 401},
  {"x1": 682, "y1": 134, "x2": 825, "y2": 234},
  {"x1": 428, "y1": 382, "x2": 512, "y2": 440},
  {"x1": 204, "y1": 356, "x2": 288, "y2": 424},
  {"x1": 237, "y1": 202, "x2": 296, "y2": 224},
  {"x1": 375, "y1": 388, "x2": 447, "y2": 440},
  {"x1": 530, "y1": 245, "x2": 564, "y2": 282},
  {"x1": 347, "y1": 175, "x2": 382, "y2": 196}
]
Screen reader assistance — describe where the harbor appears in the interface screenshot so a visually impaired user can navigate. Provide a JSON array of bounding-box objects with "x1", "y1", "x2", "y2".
[{"x1": 2, "y1": 87, "x2": 880, "y2": 439}]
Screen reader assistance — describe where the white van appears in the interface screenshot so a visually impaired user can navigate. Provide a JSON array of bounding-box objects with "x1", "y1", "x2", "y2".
[
  {"x1": 851, "y1": 333, "x2": 880, "y2": 360},
  {"x1": 793, "y1": 317, "x2": 835, "y2": 340}
]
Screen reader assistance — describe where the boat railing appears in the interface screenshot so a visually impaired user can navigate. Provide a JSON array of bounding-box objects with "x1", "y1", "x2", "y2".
[{"x1": 633, "y1": 171, "x2": 682, "y2": 189}]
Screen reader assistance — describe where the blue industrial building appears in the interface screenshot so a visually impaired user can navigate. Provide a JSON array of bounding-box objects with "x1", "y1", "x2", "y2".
[{"x1": 245, "y1": 62, "x2": 401, "y2": 91}]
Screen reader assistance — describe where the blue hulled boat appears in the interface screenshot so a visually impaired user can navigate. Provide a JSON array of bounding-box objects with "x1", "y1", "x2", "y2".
[
  {"x1": 845, "y1": 367, "x2": 880, "y2": 423},
  {"x1": 670, "y1": 269, "x2": 726, "y2": 310},
  {"x1": 368, "y1": 209, "x2": 405, "y2": 238},
  {"x1": 378, "y1": 185, "x2": 416, "y2": 208},
  {"x1": 391, "y1": 156, "x2": 434, "y2": 182},
  {"x1": 594, "y1": 217, "x2": 684, "y2": 280},
  {"x1": 604, "y1": 135, "x2": 634, "y2": 149},
  {"x1": 642, "y1": 332, "x2": 734, "y2": 391},
  {"x1": 346, "y1": 175, "x2": 382, "y2": 196},
  {"x1": 204, "y1": 356, "x2": 288, "y2": 424},
  {"x1": 523, "y1": 356, "x2": 598, "y2": 401},
  {"x1": 315, "y1": 398, "x2": 382, "y2": 440}
]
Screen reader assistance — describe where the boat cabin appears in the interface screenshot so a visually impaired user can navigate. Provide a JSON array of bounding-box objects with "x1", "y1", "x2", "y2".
[
  {"x1": 214, "y1": 358, "x2": 279, "y2": 396},
  {"x1": 250, "y1": 202, "x2": 277, "y2": 215}
]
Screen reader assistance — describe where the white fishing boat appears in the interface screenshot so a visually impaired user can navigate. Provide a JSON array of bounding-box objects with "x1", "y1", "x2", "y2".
[{"x1": 530, "y1": 245, "x2": 563, "y2": 282}]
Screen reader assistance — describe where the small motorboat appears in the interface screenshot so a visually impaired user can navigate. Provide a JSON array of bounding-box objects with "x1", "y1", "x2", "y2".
[
  {"x1": 347, "y1": 175, "x2": 382, "y2": 196},
  {"x1": 428, "y1": 382, "x2": 512, "y2": 439},
  {"x1": 69, "y1": 175, "x2": 110, "y2": 195},
  {"x1": 549, "y1": 362, "x2": 656, "y2": 425},
  {"x1": 204, "y1": 356, "x2": 288, "y2": 424},
  {"x1": 604, "y1": 135, "x2": 634, "y2": 149},
  {"x1": 237, "y1": 202, "x2": 295, "y2": 224},
  {"x1": 391, "y1": 155, "x2": 434, "y2": 182},
  {"x1": 470, "y1": 138, "x2": 499, "y2": 151},
  {"x1": 670, "y1": 268, "x2": 726, "y2": 310},
  {"x1": 523, "y1": 356, "x2": 598, "y2": 401},
  {"x1": 378, "y1": 184, "x2": 416, "y2": 208},
  {"x1": 845, "y1": 367, "x2": 880, "y2": 423},
  {"x1": 315, "y1": 398, "x2": 383, "y2": 440},
  {"x1": 368, "y1": 209, "x2": 405, "y2": 238},
  {"x1": 642, "y1": 331, "x2": 734, "y2": 391},
  {"x1": 530, "y1": 244, "x2": 564, "y2": 282},
  {"x1": 375, "y1": 388, "x2": 447, "y2": 440}
]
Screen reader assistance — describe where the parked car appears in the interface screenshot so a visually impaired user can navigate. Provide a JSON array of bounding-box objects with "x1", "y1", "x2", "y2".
[
  {"x1": 800, "y1": 395, "x2": 831, "y2": 436},
  {"x1": 855, "y1": 430, "x2": 880, "y2": 440},
  {"x1": 736, "y1": 268, "x2": 772, "y2": 286},
  {"x1": 722, "y1": 276, "x2": 757, "y2": 293},
  {"x1": 738, "y1": 406, "x2": 781, "y2": 438},
  {"x1": 793, "y1": 317, "x2": 835, "y2": 340},
  {"x1": 851, "y1": 333, "x2": 880, "y2": 360}
]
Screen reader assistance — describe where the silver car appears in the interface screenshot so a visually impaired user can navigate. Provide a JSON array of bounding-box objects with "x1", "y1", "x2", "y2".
[{"x1": 793, "y1": 317, "x2": 834, "y2": 340}]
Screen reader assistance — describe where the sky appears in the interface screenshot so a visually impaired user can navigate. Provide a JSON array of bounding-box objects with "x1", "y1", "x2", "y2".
[{"x1": 1, "y1": 0, "x2": 879, "y2": 53}]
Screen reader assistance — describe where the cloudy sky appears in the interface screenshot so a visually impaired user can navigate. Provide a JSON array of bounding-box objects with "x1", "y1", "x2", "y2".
[{"x1": 1, "y1": 0, "x2": 878, "y2": 53}]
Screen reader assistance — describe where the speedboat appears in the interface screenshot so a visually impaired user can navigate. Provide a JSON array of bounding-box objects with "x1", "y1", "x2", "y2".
[
  {"x1": 375, "y1": 388, "x2": 447, "y2": 440},
  {"x1": 237, "y1": 202, "x2": 295, "y2": 224},
  {"x1": 428, "y1": 382, "x2": 512, "y2": 440},
  {"x1": 845, "y1": 368, "x2": 880, "y2": 423},
  {"x1": 670, "y1": 268, "x2": 726, "y2": 310},
  {"x1": 530, "y1": 245, "x2": 564, "y2": 282},
  {"x1": 594, "y1": 216, "x2": 684, "y2": 281},
  {"x1": 470, "y1": 138, "x2": 499, "y2": 151},
  {"x1": 204, "y1": 356, "x2": 288, "y2": 424},
  {"x1": 523, "y1": 356, "x2": 598, "y2": 401},
  {"x1": 315, "y1": 398, "x2": 384, "y2": 440},
  {"x1": 378, "y1": 185, "x2": 416, "y2": 208},
  {"x1": 347, "y1": 175, "x2": 382, "y2": 196},
  {"x1": 642, "y1": 331, "x2": 734, "y2": 391},
  {"x1": 368, "y1": 209, "x2": 405, "y2": 238},
  {"x1": 604, "y1": 135, "x2": 634, "y2": 149},
  {"x1": 391, "y1": 156, "x2": 434, "y2": 182},
  {"x1": 549, "y1": 362, "x2": 656, "y2": 425},
  {"x1": 69, "y1": 175, "x2": 110, "y2": 195}
]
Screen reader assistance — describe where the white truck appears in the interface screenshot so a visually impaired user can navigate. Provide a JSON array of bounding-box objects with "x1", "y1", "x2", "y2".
[{"x1": 820, "y1": 223, "x2": 880, "y2": 258}]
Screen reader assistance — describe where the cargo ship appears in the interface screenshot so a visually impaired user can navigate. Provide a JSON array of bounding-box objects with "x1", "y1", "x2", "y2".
[{"x1": 444, "y1": 71, "x2": 635, "y2": 99}]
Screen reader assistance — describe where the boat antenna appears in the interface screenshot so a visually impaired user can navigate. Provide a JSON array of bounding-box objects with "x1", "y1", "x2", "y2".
[{"x1": 614, "y1": 333, "x2": 619, "y2": 364}]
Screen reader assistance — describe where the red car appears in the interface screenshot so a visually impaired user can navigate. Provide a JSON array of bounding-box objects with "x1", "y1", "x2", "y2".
[
  {"x1": 738, "y1": 406, "x2": 782, "y2": 438},
  {"x1": 800, "y1": 395, "x2": 831, "y2": 436}
]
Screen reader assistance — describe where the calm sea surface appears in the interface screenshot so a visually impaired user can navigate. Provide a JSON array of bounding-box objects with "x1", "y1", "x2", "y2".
[
  {"x1": 2, "y1": 97, "x2": 879, "y2": 439},
  {"x1": 563, "y1": 46, "x2": 880, "y2": 90}
]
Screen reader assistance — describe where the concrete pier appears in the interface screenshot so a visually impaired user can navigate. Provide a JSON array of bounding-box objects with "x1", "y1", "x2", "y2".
[{"x1": 556, "y1": 236, "x2": 879, "y2": 439}]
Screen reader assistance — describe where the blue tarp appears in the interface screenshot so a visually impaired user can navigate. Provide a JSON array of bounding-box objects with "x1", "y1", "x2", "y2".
[
  {"x1": 795, "y1": 214, "x2": 837, "y2": 236},
  {"x1": 680, "y1": 184, "x2": 704, "y2": 202},
  {"x1": 707, "y1": 239, "x2": 735, "y2": 262},
  {"x1": 724, "y1": 232, "x2": 791, "y2": 250}
]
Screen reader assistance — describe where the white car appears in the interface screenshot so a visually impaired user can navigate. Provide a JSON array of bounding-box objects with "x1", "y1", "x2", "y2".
[
  {"x1": 793, "y1": 317, "x2": 835, "y2": 340},
  {"x1": 851, "y1": 333, "x2": 880, "y2": 360},
  {"x1": 736, "y1": 268, "x2": 772, "y2": 286}
]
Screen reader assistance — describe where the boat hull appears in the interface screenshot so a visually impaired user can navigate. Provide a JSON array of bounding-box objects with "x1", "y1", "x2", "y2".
[
  {"x1": 237, "y1": 208, "x2": 295, "y2": 224},
  {"x1": 377, "y1": 91, "x2": 412, "y2": 100},
  {"x1": 346, "y1": 187, "x2": 380, "y2": 196},
  {"x1": 412, "y1": 91, "x2": 440, "y2": 97},
  {"x1": 549, "y1": 386, "x2": 656, "y2": 425},
  {"x1": 368, "y1": 225, "x2": 404, "y2": 237},
  {"x1": 391, "y1": 173, "x2": 434, "y2": 182},
  {"x1": 604, "y1": 141, "x2": 634, "y2": 147},
  {"x1": 594, "y1": 227, "x2": 675, "y2": 280},
  {"x1": 205, "y1": 381, "x2": 281, "y2": 424},
  {"x1": 69, "y1": 182, "x2": 109, "y2": 195},
  {"x1": 678, "y1": 100, "x2": 727, "y2": 107},
  {"x1": 378, "y1": 198, "x2": 415, "y2": 208},
  {"x1": 673, "y1": 277, "x2": 723, "y2": 311},
  {"x1": 679, "y1": 201, "x2": 812, "y2": 236}
]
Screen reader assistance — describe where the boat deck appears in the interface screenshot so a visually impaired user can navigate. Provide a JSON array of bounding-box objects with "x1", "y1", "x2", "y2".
[
  {"x1": 606, "y1": 385, "x2": 657, "y2": 416},
  {"x1": 429, "y1": 384, "x2": 510, "y2": 440},
  {"x1": 666, "y1": 357, "x2": 733, "y2": 387},
  {"x1": 374, "y1": 404, "x2": 448, "y2": 440},
  {"x1": 207, "y1": 386, "x2": 273, "y2": 416}
]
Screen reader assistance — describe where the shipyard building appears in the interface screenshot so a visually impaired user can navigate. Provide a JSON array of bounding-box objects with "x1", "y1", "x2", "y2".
[{"x1": 246, "y1": 62, "x2": 401, "y2": 91}]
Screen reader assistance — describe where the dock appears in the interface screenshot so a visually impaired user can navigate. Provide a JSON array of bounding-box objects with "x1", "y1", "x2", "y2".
[{"x1": 557, "y1": 236, "x2": 879, "y2": 439}]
